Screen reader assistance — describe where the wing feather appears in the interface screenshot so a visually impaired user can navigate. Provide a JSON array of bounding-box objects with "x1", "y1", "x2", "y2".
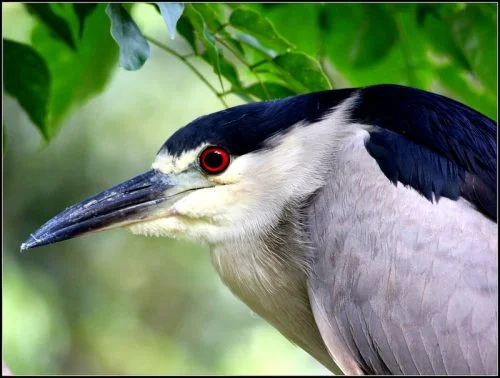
[
  {"x1": 352, "y1": 84, "x2": 497, "y2": 220},
  {"x1": 305, "y1": 117, "x2": 497, "y2": 374}
]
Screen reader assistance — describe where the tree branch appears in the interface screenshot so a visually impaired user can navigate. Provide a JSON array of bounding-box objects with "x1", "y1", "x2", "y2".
[{"x1": 144, "y1": 35, "x2": 228, "y2": 108}]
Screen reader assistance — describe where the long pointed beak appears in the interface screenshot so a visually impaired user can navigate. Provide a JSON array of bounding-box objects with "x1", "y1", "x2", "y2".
[{"x1": 21, "y1": 169, "x2": 176, "y2": 251}]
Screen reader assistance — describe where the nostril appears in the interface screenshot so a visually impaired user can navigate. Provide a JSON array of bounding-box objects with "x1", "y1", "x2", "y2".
[{"x1": 125, "y1": 183, "x2": 153, "y2": 194}]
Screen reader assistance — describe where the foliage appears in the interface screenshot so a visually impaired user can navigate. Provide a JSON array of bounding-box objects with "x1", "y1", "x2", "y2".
[
  {"x1": 4, "y1": 39, "x2": 50, "y2": 138},
  {"x1": 5, "y1": 3, "x2": 118, "y2": 140},
  {"x1": 106, "y1": 4, "x2": 151, "y2": 71},
  {"x1": 3, "y1": 3, "x2": 498, "y2": 143}
]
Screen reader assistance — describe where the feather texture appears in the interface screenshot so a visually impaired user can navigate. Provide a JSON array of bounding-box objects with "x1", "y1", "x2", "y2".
[
  {"x1": 355, "y1": 85, "x2": 497, "y2": 220},
  {"x1": 307, "y1": 127, "x2": 497, "y2": 374}
]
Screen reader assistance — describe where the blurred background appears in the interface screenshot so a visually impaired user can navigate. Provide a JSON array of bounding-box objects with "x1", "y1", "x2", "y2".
[{"x1": 3, "y1": 2, "x2": 497, "y2": 375}]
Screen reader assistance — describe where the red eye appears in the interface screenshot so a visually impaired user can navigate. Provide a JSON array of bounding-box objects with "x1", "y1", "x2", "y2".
[{"x1": 199, "y1": 147, "x2": 230, "y2": 174}]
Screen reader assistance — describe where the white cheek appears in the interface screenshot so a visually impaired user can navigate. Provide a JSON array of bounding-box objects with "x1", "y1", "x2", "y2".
[
  {"x1": 152, "y1": 145, "x2": 208, "y2": 174},
  {"x1": 127, "y1": 215, "x2": 226, "y2": 244},
  {"x1": 128, "y1": 217, "x2": 188, "y2": 238},
  {"x1": 172, "y1": 186, "x2": 241, "y2": 219}
]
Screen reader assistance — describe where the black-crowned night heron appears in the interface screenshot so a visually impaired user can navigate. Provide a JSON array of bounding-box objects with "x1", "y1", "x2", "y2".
[{"x1": 22, "y1": 84, "x2": 497, "y2": 375}]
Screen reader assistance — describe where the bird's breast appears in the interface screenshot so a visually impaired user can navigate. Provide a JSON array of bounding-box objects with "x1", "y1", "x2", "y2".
[{"x1": 209, "y1": 239, "x2": 341, "y2": 374}]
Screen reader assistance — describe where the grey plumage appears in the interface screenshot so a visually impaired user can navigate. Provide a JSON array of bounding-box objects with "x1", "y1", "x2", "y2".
[{"x1": 306, "y1": 133, "x2": 497, "y2": 375}]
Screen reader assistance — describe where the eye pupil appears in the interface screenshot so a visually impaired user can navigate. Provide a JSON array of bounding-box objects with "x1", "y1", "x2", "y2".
[
  {"x1": 200, "y1": 147, "x2": 230, "y2": 174},
  {"x1": 205, "y1": 151, "x2": 223, "y2": 168}
]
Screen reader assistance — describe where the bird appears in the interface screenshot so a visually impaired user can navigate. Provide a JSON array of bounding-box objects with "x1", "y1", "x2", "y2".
[{"x1": 21, "y1": 84, "x2": 497, "y2": 375}]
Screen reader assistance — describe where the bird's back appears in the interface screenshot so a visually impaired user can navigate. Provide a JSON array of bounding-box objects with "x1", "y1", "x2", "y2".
[{"x1": 307, "y1": 127, "x2": 497, "y2": 374}]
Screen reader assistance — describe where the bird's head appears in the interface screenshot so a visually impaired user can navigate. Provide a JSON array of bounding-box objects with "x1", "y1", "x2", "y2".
[{"x1": 21, "y1": 90, "x2": 356, "y2": 250}]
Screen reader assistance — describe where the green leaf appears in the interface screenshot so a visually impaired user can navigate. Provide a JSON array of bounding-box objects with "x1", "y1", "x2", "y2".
[
  {"x1": 323, "y1": 4, "x2": 432, "y2": 88},
  {"x1": 233, "y1": 91, "x2": 255, "y2": 103},
  {"x1": 233, "y1": 33, "x2": 277, "y2": 58},
  {"x1": 3, "y1": 39, "x2": 50, "y2": 139},
  {"x1": 246, "y1": 82, "x2": 296, "y2": 100},
  {"x1": 72, "y1": 4, "x2": 97, "y2": 38},
  {"x1": 24, "y1": 4, "x2": 76, "y2": 50},
  {"x1": 176, "y1": 16, "x2": 197, "y2": 52},
  {"x1": 200, "y1": 50, "x2": 242, "y2": 90},
  {"x1": 229, "y1": 8, "x2": 294, "y2": 53},
  {"x1": 433, "y1": 3, "x2": 468, "y2": 18},
  {"x1": 477, "y1": 3, "x2": 496, "y2": 20},
  {"x1": 271, "y1": 52, "x2": 331, "y2": 93},
  {"x1": 392, "y1": 8, "x2": 434, "y2": 88},
  {"x1": 226, "y1": 4, "x2": 244, "y2": 11},
  {"x1": 193, "y1": 4, "x2": 247, "y2": 57},
  {"x1": 435, "y1": 64, "x2": 497, "y2": 120},
  {"x1": 420, "y1": 11, "x2": 470, "y2": 71},
  {"x1": 106, "y1": 4, "x2": 150, "y2": 71},
  {"x1": 192, "y1": 3, "x2": 225, "y2": 31},
  {"x1": 182, "y1": 3, "x2": 204, "y2": 31},
  {"x1": 31, "y1": 3, "x2": 119, "y2": 138},
  {"x1": 384, "y1": 3, "x2": 421, "y2": 14},
  {"x1": 261, "y1": 4, "x2": 322, "y2": 57},
  {"x1": 444, "y1": 5, "x2": 497, "y2": 94},
  {"x1": 156, "y1": 2, "x2": 184, "y2": 39},
  {"x1": 183, "y1": 4, "x2": 226, "y2": 92},
  {"x1": 188, "y1": 4, "x2": 245, "y2": 59},
  {"x1": 202, "y1": 26, "x2": 225, "y2": 91},
  {"x1": 349, "y1": 5, "x2": 398, "y2": 68}
]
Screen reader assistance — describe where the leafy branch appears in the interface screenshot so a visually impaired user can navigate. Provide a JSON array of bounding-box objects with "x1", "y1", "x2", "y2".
[
  {"x1": 3, "y1": 2, "x2": 497, "y2": 147},
  {"x1": 144, "y1": 35, "x2": 229, "y2": 108}
]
